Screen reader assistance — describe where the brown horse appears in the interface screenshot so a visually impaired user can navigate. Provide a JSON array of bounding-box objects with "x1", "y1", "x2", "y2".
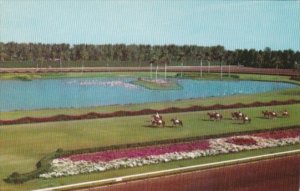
[
  {"x1": 262, "y1": 111, "x2": 277, "y2": 119},
  {"x1": 171, "y1": 118, "x2": 183, "y2": 127},
  {"x1": 262, "y1": 111, "x2": 276, "y2": 119},
  {"x1": 207, "y1": 112, "x2": 223, "y2": 121},
  {"x1": 231, "y1": 111, "x2": 243, "y2": 120},
  {"x1": 151, "y1": 118, "x2": 165, "y2": 127},
  {"x1": 242, "y1": 115, "x2": 251, "y2": 124},
  {"x1": 281, "y1": 110, "x2": 289, "y2": 117}
]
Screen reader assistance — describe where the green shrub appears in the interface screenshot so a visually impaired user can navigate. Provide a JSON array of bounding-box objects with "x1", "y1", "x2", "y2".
[
  {"x1": 291, "y1": 76, "x2": 300, "y2": 81},
  {"x1": 56, "y1": 148, "x2": 64, "y2": 153},
  {"x1": 223, "y1": 74, "x2": 239, "y2": 79},
  {"x1": 15, "y1": 74, "x2": 32, "y2": 81}
]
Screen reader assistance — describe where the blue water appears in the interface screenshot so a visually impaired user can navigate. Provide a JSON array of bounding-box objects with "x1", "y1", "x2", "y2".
[{"x1": 0, "y1": 78, "x2": 296, "y2": 111}]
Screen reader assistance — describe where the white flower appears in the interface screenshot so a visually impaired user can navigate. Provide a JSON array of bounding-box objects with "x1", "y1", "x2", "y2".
[{"x1": 39, "y1": 134, "x2": 300, "y2": 179}]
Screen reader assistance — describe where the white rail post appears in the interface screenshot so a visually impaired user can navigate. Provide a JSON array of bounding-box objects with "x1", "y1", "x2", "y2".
[
  {"x1": 200, "y1": 59, "x2": 203, "y2": 78},
  {"x1": 220, "y1": 62, "x2": 223, "y2": 80},
  {"x1": 156, "y1": 64, "x2": 158, "y2": 82},
  {"x1": 165, "y1": 63, "x2": 167, "y2": 80},
  {"x1": 150, "y1": 63, "x2": 153, "y2": 79}
]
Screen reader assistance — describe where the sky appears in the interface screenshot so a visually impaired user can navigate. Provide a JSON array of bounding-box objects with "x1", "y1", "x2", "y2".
[{"x1": 1, "y1": 0, "x2": 299, "y2": 50}]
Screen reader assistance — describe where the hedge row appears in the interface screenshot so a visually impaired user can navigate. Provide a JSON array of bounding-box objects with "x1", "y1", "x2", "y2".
[
  {"x1": 4, "y1": 125, "x2": 300, "y2": 184},
  {"x1": 291, "y1": 76, "x2": 300, "y2": 81},
  {"x1": 1, "y1": 99, "x2": 299, "y2": 126}
]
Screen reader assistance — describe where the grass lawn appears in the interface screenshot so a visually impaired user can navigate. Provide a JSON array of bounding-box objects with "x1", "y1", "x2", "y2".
[
  {"x1": 0, "y1": 104, "x2": 299, "y2": 191},
  {"x1": 0, "y1": 72, "x2": 178, "y2": 81}
]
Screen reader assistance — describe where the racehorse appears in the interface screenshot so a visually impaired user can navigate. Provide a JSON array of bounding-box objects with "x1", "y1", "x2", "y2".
[
  {"x1": 207, "y1": 112, "x2": 223, "y2": 121},
  {"x1": 262, "y1": 110, "x2": 269, "y2": 118},
  {"x1": 242, "y1": 115, "x2": 251, "y2": 124},
  {"x1": 152, "y1": 112, "x2": 162, "y2": 121},
  {"x1": 281, "y1": 110, "x2": 289, "y2": 117},
  {"x1": 151, "y1": 118, "x2": 165, "y2": 127},
  {"x1": 170, "y1": 118, "x2": 183, "y2": 127},
  {"x1": 231, "y1": 111, "x2": 243, "y2": 120},
  {"x1": 262, "y1": 111, "x2": 277, "y2": 119}
]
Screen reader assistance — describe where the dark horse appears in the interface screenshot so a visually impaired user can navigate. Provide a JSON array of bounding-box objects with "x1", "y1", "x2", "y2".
[
  {"x1": 262, "y1": 110, "x2": 277, "y2": 119},
  {"x1": 242, "y1": 115, "x2": 251, "y2": 124},
  {"x1": 171, "y1": 118, "x2": 183, "y2": 127},
  {"x1": 207, "y1": 112, "x2": 223, "y2": 121},
  {"x1": 231, "y1": 111, "x2": 243, "y2": 120},
  {"x1": 282, "y1": 110, "x2": 289, "y2": 117},
  {"x1": 151, "y1": 118, "x2": 165, "y2": 127}
]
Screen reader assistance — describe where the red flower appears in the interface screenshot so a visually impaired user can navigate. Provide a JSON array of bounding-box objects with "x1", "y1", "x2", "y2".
[
  {"x1": 255, "y1": 129, "x2": 300, "y2": 139},
  {"x1": 63, "y1": 140, "x2": 210, "y2": 162},
  {"x1": 226, "y1": 137, "x2": 257, "y2": 146}
]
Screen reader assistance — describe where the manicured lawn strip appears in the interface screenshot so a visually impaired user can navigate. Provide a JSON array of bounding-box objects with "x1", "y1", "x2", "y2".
[
  {"x1": 181, "y1": 72, "x2": 300, "y2": 85},
  {"x1": 0, "y1": 72, "x2": 177, "y2": 81},
  {"x1": 0, "y1": 104, "x2": 299, "y2": 190},
  {"x1": 5, "y1": 145, "x2": 300, "y2": 191}
]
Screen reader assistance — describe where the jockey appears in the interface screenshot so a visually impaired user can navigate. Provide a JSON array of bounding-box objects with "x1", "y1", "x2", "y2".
[
  {"x1": 174, "y1": 117, "x2": 179, "y2": 123},
  {"x1": 155, "y1": 112, "x2": 161, "y2": 120},
  {"x1": 155, "y1": 112, "x2": 160, "y2": 119}
]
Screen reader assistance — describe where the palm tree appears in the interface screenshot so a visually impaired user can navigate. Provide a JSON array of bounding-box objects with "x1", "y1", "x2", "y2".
[
  {"x1": 149, "y1": 55, "x2": 158, "y2": 81},
  {"x1": 159, "y1": 55, "x2": 170, "y2": 80},
  {"x1": 177, "y1": 52, "x2": 186, "y2": 78}
]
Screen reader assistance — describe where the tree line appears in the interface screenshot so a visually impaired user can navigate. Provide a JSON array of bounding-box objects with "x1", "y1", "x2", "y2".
[{"x1": 0, "y1": 42, "x2": 299, "y2": 69}]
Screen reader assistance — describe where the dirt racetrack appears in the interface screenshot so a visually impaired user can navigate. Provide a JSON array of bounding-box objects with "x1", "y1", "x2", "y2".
[{"x1": 75, "y1": 155, "x2": 300, "y2": 191}]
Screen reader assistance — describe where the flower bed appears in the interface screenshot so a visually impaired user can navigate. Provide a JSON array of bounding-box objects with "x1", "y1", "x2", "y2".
[
  {"x1": 65, "y1": 140, "x2": 210, "y2": 162},
  {"x1": 40, "y1": 129, "x2": 300, "y2": 179},
  {"x1": 255, "y1": 129, "x2": 300, "y2": 139},
  {"x1": 226, "y1": 137, "x2": 257, "y2": 146}
]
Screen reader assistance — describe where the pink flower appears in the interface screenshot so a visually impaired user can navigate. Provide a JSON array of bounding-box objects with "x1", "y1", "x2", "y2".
[
  {"x1": 255, "y1": 129, "x2": 300, "y2": 139},
  {"x1": 226, "y1": 137, "x2": 257, "y2": 146},
  {"x1": 63, "y1": 140, "x2": 210, "y2": 162}
]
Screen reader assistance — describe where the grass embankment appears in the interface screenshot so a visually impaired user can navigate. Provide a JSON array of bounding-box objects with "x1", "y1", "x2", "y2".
[
  {"x1": 0, "y1": 104, "x2": 300, "y2": 190},
  {"x1": 181, "y1": 72, "x2": 300, "y2": 84},
  {"x1": 0, "y1": 72, "x2": 178, "y2": 81},
  {"x1": 132, "y1": 79, "x2": 182, "y2": 90}
]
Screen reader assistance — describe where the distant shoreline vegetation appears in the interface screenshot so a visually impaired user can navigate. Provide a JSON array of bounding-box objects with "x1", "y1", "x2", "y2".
[{"x1": 0, "y1": 42, "x2": 299, "y2": 69}]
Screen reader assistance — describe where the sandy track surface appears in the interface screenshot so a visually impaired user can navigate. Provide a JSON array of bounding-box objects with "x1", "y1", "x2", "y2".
[{"x1": 75, "y1": 155, "x2": 300, "y2": 191}]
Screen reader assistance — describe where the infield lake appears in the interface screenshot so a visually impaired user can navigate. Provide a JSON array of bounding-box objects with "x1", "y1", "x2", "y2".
[{"x1": 0, "y1": 78, "x2": 297, "y2": 111}]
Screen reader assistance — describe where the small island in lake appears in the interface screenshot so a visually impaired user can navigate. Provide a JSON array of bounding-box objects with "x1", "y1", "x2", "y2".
[{"x1": 132, "y1": 78, "x2": 182, "y2": 90}]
